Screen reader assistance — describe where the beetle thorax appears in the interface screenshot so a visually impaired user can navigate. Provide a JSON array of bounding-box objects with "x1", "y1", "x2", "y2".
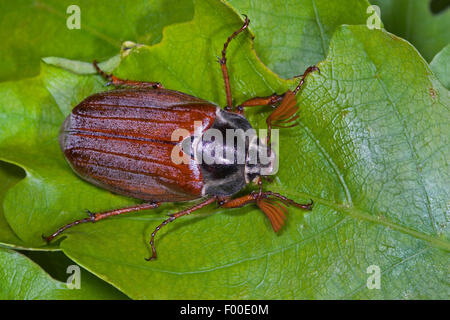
[{"x1": 185, "y1": 108, "x2": 278, "y2": 197}]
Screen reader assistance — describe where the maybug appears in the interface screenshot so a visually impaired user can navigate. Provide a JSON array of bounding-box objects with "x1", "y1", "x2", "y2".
[{"x1": 43, "y1": 16, "x2": 319, "y2": 260}]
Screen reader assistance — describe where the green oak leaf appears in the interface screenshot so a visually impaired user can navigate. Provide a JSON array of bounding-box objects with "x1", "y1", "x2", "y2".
[
  {"x1": 0, "y1": 0, "x2": 194, "y2": 82},
  {"x1": 226, "y1": 0, "x2": 372, "y2": 78},
  {"x1": 370, "y1": 0, "x2": 450, "y2": 61},
  {"x1": 0, "y1": 247, "x2": 127, "y2": 299},
  {"x1": 430, "y1": 44, "x2": 450, "y2": 89},
  {"x1": 0, "y1": 0, "x2": 449, "y2": 299}
]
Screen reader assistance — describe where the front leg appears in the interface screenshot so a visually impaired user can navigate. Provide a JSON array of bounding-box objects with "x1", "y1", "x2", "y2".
[
  {"x1": 232, "y1": 93, "x2": 285, "y2": 113},
  {"x1": 93, "y1": 60, "x2": 164, "y2": 89},
  {"x1": 235, "y1": 65, "x2": 320, "y2": 113},
  {"x1": 219, "y1": 191, "x2": 313, "y2": 232},
  {"x1": 233, "y1": 66, "x2": 319, "y2": 145}
]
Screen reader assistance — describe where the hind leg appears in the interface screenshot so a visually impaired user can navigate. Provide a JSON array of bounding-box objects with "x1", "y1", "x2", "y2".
[
  {"x1": 93, "y1": 60, "x2": 164, "y2": 89},
  {"x1": 43, "y1": 202, "x2": 160, "y2": 243}
]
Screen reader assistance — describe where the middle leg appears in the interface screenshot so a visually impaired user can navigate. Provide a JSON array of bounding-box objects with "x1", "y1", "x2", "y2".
[{"x1": 147, "y1": 197, "x2": 217, "y2": 261}]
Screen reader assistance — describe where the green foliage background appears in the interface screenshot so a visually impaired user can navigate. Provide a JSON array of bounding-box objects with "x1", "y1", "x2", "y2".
[{"x1": 0, "y1": 0, "x2": 448, "y2": 299}]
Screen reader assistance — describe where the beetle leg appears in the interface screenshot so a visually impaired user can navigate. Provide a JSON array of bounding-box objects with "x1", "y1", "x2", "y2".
[
  {"x1": 93, "y1": 60, "x2": 164, "y2": 89},
  {"x1": 239, "y1": 93, "x2": 285, "y2": 108},
  {"x1": 147, "y1": 197, "x2": 216, "y2": 261},
  {"x1": 236, "y1": 65, "x2": 320, "y2": 111},
  {"x1": 218, "y1": 191, "x2": 313, "y2": 211},
  {"x1": 234, "y1": 66, "x2": 320, "y2": 144},
  {"x1": 218, "y1": 15, "x2": 250, "y2": 110},
  {"x1": 42, "y1": 202, "x2": 160, "y2": 243},
  {"x1": 218, "y1": 191, "x2": 313, "y2": 232},
  {"x1": 292, "y1": 65, "x2": 320, "y2": 95}
]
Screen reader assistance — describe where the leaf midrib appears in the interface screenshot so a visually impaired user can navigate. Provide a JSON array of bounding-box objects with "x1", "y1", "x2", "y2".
[{"x1": 271, "y1": 187, "x2": 450, "y2": 252}]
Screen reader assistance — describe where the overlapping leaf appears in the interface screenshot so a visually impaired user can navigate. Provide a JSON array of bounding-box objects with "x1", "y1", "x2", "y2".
[
  {"x1": 0, "y1": 247, "x2": 127, "y2": 299},
  {"x1": 371, "y1": 0, "x2": 450, "y2": 61},
  {"x1": 430, "y1": 44, "x2": 450, "y2": 89},
  {"x1": 0, "y1": 161, "x2": 29, "y2": 249}
]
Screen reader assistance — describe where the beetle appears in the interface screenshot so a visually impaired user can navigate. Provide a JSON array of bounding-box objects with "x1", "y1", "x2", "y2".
[{"x1": 43, "y1": 16, "x2": 319, "y2": 260}]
